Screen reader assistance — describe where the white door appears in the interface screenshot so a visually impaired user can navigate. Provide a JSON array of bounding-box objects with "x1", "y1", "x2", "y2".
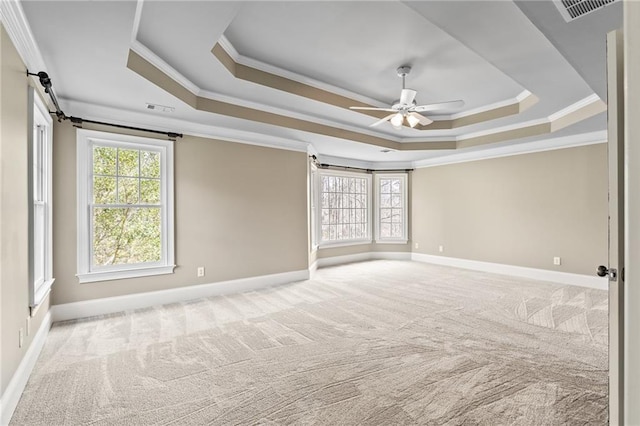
[
  {"x1": 623, "y1": 2, "x2": 640, "y2": 423},
  {"x1": 605, "y1": 28, "x2": 624, "y2": 426}
]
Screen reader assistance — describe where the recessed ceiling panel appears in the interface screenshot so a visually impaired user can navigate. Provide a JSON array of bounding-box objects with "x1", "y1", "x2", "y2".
[{"x1": 223, "y1": 1, "x2": 526, "y2": 110}]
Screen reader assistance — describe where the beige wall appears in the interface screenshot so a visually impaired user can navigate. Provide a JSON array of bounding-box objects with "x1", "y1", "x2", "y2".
[
  {"x1": 0, "y1": 24, "x2": 51, "y2": 396},
  {"x1": 317, "y1": 243, "x2": 410, "y2": 259},
  {"x1": 52, "y1": 121, "x2": 309, "y2": 305},
  {"x1": 411, "y1": 144, "x2": 608, "y2": 275}
]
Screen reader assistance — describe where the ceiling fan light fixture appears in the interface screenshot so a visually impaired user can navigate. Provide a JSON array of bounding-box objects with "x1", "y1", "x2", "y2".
[
  {"x1": 390, "y1": 113, "x2": 404, "y2": 128},
  {"x1": 406, "y1": 114, "x2": 420, "y2": 128}
]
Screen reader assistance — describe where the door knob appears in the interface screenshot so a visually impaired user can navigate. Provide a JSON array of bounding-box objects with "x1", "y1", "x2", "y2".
[
  {"x1": 597, "y1": 265, "x2": 617, "y2": 280},
  {"x1": 597, "y1": 265, "x2": 608, "y2": 277}
]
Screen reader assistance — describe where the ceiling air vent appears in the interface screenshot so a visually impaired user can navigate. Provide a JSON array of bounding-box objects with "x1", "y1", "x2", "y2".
[
  {"x1": 554, "y1": 0, "x2": 618, "y2": 22},
  {"x1": 145, "y1": 103, "x2": 175, "y2": 113}
]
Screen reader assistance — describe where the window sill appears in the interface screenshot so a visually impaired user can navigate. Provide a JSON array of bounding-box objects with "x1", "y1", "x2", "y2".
[
  {"x1": 32, "y1": 278, "x2": 55, "y2": 312},
  {"x1": 77, "y1": 265, "x2": 176, "y2": 283},
  {"x1": 319, "y1": 240, "x2": 372, "y2": 249},
  {"x1": 374, "y1": 239, "x2": 408, "y2": 245}
]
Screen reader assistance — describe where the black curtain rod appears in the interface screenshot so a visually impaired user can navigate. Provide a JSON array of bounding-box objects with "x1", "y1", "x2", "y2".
[
  {"x1": 27, "y1": 70, "x2": 183, "y2": 141},
  {"x1": 310, "y1": 155, "x2": 413, "y2": 173}
]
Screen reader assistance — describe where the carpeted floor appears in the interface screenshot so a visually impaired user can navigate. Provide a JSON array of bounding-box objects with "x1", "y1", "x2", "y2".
[{"x1": 11, "y1": 260, "x2": 608, "y2": 425}]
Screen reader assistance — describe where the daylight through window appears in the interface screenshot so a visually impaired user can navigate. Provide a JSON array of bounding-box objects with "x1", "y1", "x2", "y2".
[
  {"x1": 319, "y1": 171, "x2": 371, "y2": 244},
  {"x1": 77, "y1": 130, "x2": 174, "y2": 283},
  {"x1": 29, "y1": 89, "x2": 54, "y2": 307},
  {"x1": 375, "y1": 174, "x2": 408, "y2": 242}
]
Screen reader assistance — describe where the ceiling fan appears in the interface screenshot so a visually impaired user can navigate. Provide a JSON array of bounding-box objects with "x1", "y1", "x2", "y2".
[{"x1": 350, "y1": 66, "x2": 464, "y2": 129}]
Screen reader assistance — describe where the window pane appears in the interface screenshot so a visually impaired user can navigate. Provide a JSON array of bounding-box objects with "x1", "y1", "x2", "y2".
[
  {"x1": 118, "y1": 149, "x2": 139, "y2": 177},
  {"x1": 377, "y1": 176, "x2": 406, "y2": 240},
  {"x1": 391, "y1": 208, "x2": 402, "y2": 223},
  {"x1": 322, "y1": 225, "x2": 329, "y2": 240},
  {"x1": 380, "y1": 223, "x2": 391, "y2": 238},
  {"x1": 319, "y1": 174, "x2": 368, "y2": 243},
  {"x1": 118, "y1": 177, "x2": 139, "y2": 204},
  {"x1": 141, "y1": 151, "x2": 160, "y2": 178},
  {"x1": 140, "y1": 179, "x2": 160, "y2": 204},
  {"x1": 93, "y1": 207, "x2": 161, "y2": 266},
  {"x1": 94, "y1": 176, "x2": 117, "y2": 204},
  {"x1": 93, "y1": 146, "x2": 116, "y2": 175},
  {"x1": 380, "y1": 208, "x2": 392, "y2": 222},
  {"x1": 391, "y1": 179, "x2": 401, "y2": 194},
  {"x1": 33, "y1": 204, "x2": 45, "y2": 284},
  {"x1": 380, "y1": 179, "x2": 390, "y2": 194}
]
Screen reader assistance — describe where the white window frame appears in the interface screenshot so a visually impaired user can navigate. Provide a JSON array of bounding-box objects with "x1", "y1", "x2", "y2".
[
  {"x1": 317, "y1": 169, "x2": 372, "y2": 248},
  {"x1": 309, "y1": 163, "x2": 319, "y2": 251},
  {"x1": 28, "y1": 88, "x2": 54, "y2": 307},
  {"x1": 76, "y1": 129, "x2": 175, "y2": 283},
  {"x1": 374, "y1": 173, "x2": 408, "y2": 244}
]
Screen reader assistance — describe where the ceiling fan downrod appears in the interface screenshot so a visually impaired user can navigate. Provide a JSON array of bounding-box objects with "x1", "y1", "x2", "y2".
[{"x1": 397, "y1": 66, "x2": 411, "y2": 90}]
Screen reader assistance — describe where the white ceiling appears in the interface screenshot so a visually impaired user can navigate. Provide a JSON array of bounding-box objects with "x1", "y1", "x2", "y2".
[{"x1": 18, "y1": 0, "x2": 621, "y2": 166}]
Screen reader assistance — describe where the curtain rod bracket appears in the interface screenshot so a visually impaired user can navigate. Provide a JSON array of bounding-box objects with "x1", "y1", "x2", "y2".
[{"x1": 28, "y1": 70, "x2": 182, "y2": 140}]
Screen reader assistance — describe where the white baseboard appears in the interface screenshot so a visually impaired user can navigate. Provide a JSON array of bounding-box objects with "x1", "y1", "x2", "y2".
[
  {"x1": 411, "y1": 253, "x2": 608, "y2": 290},
  {"x1": 51, "y1": 269, "x2": 310, "y2": 322},
  {"x1": 0, "y1": 311, "x2": 52, "y2": 426},
  {"x1": 309, "y1": 260, "x2": 319, "y2": 278},
  {"x1": 316, "y1": 251, "x2": 412, "y2": 268}
]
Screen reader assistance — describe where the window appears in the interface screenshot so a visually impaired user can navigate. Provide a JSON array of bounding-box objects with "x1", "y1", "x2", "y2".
[
  {"x1": 309, "y1": 163, "x2": 318, "y2": 250},
  {"x1": 375, "y1": 174, "x2": 408, "y2": 243},
  {"x1": 29, "y1": 89, "x2": 54, "y2": 307},
  {"x1": 318, "y1": 170, "x2": 371, "y2": 246},
  {"x1": 77, "y1": 130, "x2": 174, "y2": 283}
]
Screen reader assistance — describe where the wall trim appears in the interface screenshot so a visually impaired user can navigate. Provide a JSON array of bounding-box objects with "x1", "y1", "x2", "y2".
[
  {"x1": 0, "y1": 0, "x2": 47, "y2": 72},
  {"x1": 309, "y1": 260, "x2": 319, "y2": 278},
  {"x1": 316, "y1": 251, "x2": 412, "y2": 268},
  {"x1": 62, "y1": 99, "x2": 313, "y2": 155},
  {"x1": 412, "y1": 130, "x2": 607, "y2": 169},
  {"x1": 0, "y1": 311, "x2": 52, "y2": 426},
  {"x1": 411, "y1": 253, "x2": 608, "y2": 290},
  {"x1": 51, "y1": 269, "x2": 310, "y2": 322}
]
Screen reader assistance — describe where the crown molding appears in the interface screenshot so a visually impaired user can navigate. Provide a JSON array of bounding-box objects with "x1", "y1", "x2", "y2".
[
  {"x1": 315, "y1": 154, "x2": 413, "y2": 170},
  {"x1": 63, "y1": 99, "x2": 312, "y2": 154},
  {"x1": 456, "y1": 94, "x2": 604, "y2": 142},
  {"x1": 0, "y1": 0, "x2": 47, "y2": 72},
  {"x1": 217, "y1": 35, "x2": 387, "y2": 108},
  {"x1": 548, "y1": 93, "x2": 602, "y2": 121},
  {"x1": 62, "y1": 99, "x2": 606, "y2": 170},
  {"x1": 412, "y1": 130, "x2": 607, "y2": 168},
  {"x1": 130, "y1": 0, "x2": 144, "y2": 43},
  {"x1": 216, "y1": 36, "x2": 538, "y2": 124},
  {"x1": 130, "y1": 39, "x2": 200, "y2": 95},
  {"x1": 440, "y1": 90, "x2": 533, "y2": 121},
  {"x1": 130, "y1": 37, "x2": 603, "y2": 151}
]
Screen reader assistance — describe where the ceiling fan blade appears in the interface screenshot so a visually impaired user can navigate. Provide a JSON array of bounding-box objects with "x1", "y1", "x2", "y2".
[
  {"x1": 408, "y1": 112, "x2": 432, "y2": 126},
  {"x1": 350, "y1": 106, "x2": 398, "y2": 112},
  {"x1": 400, "y1": 89, "x2": 417, "y2": 106},
  {"x1": 370, "y1": 113, "x2": 397, "y2": 127},
  {"x1": 412, "y1": 100, "x2": 465, "y2": 113}
]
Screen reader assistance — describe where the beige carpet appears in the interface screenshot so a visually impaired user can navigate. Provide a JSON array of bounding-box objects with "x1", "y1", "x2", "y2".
[{"x1": 11, "y1": 260, "x2": 608, "y2": 425}]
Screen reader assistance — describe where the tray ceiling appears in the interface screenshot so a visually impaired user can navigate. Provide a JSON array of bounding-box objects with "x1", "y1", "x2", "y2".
[{"x1": 19, "y1": 0, "x2": 621, "y2": 166}]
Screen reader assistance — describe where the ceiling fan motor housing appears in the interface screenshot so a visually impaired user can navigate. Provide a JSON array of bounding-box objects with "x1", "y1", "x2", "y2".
[{"x1": 396, "y1": 66, "x2": 411, "y2": 77}]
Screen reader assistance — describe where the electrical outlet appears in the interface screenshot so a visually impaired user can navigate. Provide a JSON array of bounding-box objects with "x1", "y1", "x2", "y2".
[
  {"x1": 553, "y1": 257, "x2": 561, "y2": 266},
  {"x1": 414, "y1": 242, "x2": 419, "y2": 249},
  {"x1": 197, "y1": 266, "x2": 205, "y2": 277},
  {"x1": 19, "y1": 328, "x2": 24, "y2": 348},
  {"x1": 438, "y1": 245, "x2": 444, "y2": 253}
]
